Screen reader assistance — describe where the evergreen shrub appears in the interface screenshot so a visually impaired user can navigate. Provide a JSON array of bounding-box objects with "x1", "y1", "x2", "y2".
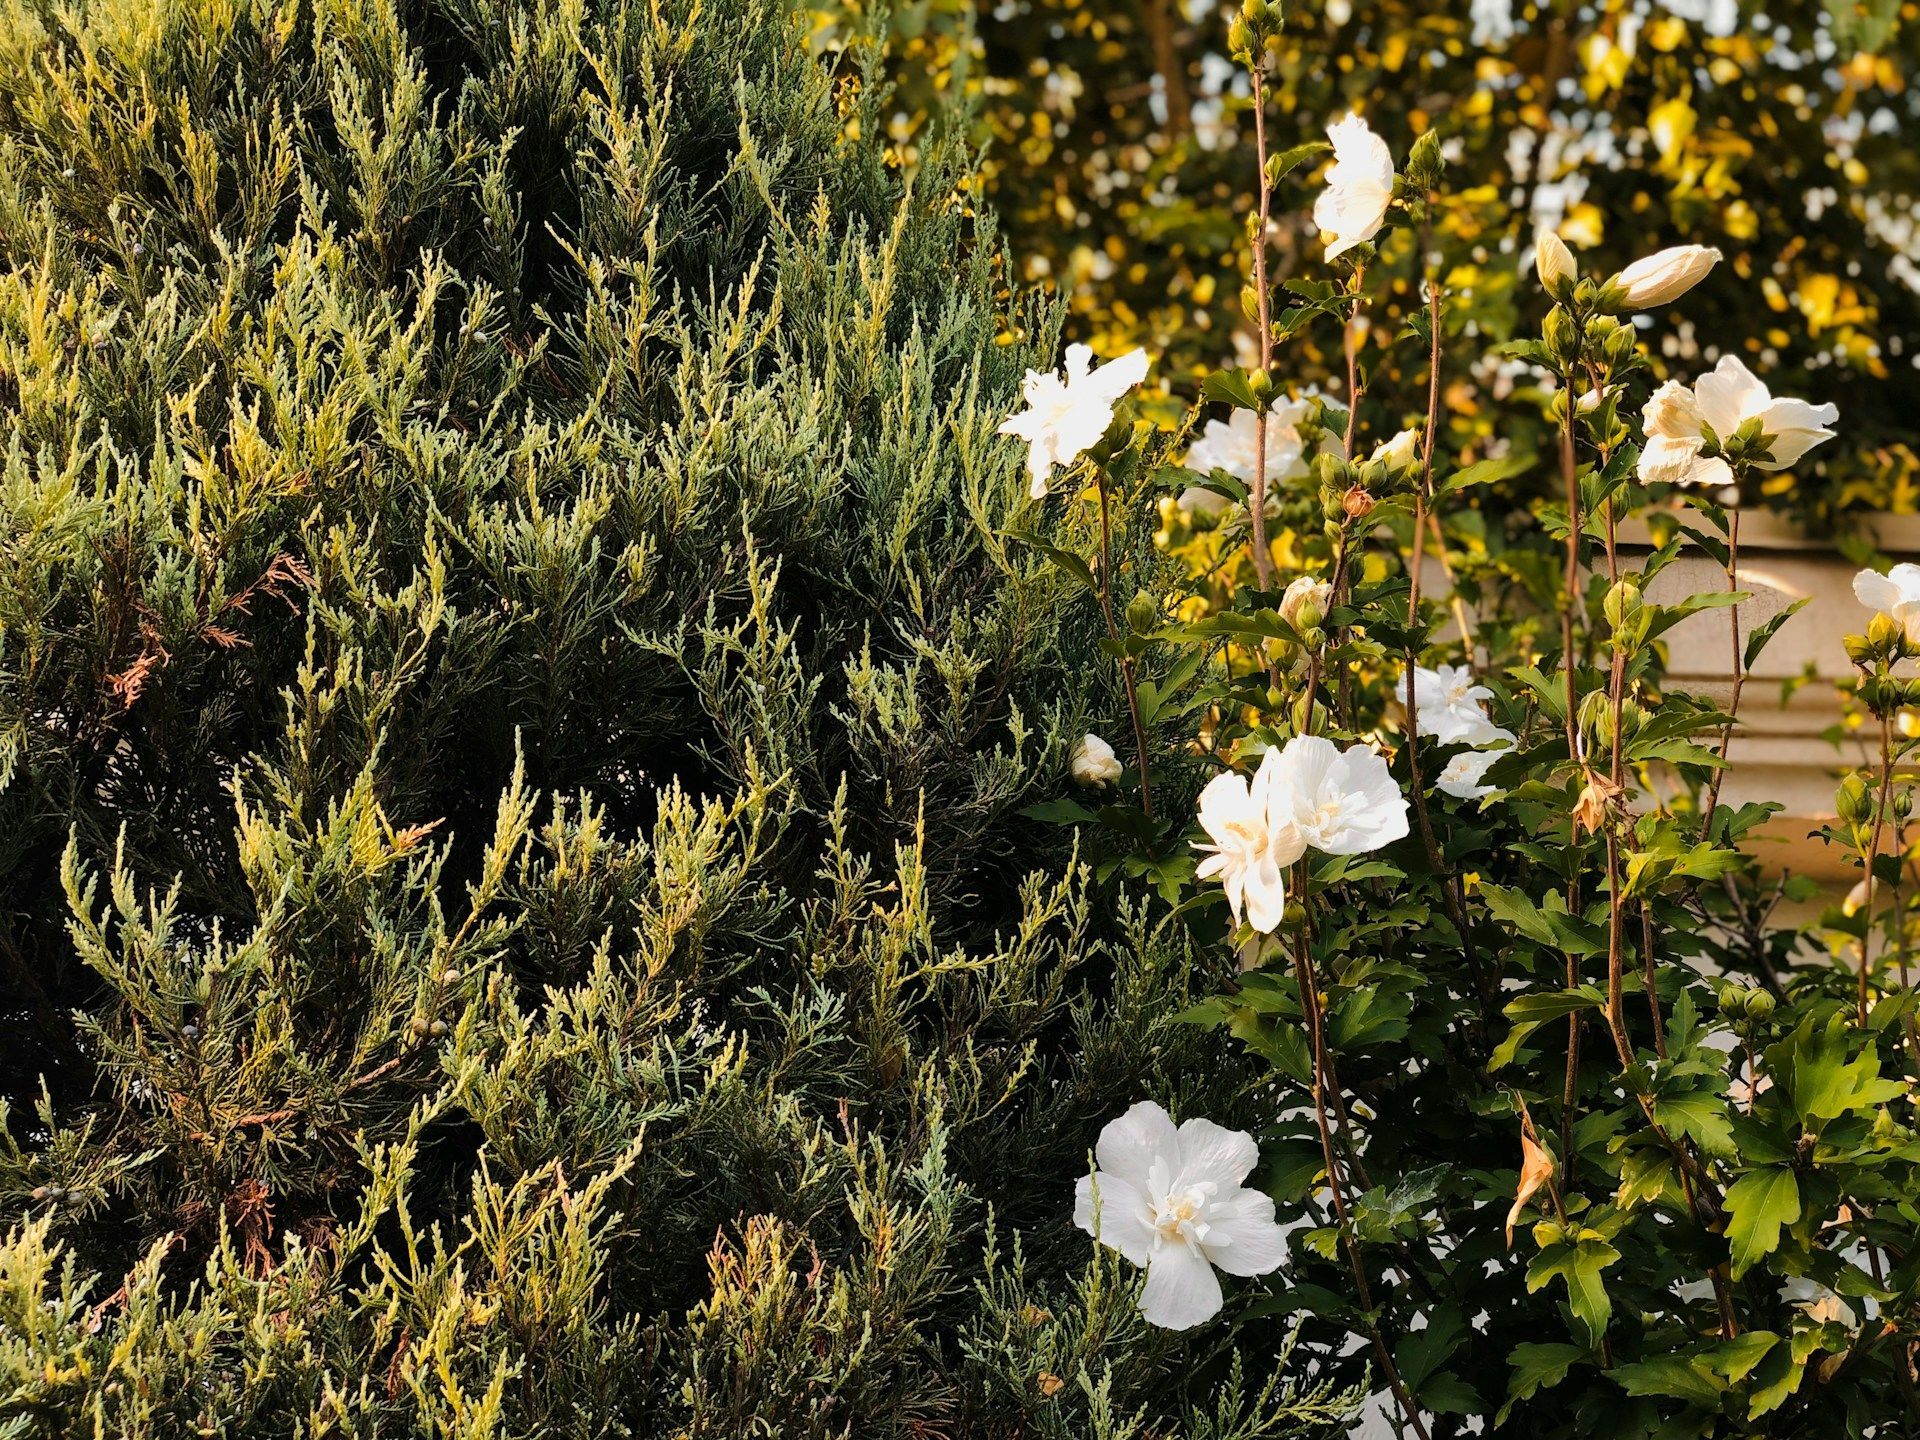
[{"x1": 0, "y1": 1, "x2": 1353, "y2": 1434}]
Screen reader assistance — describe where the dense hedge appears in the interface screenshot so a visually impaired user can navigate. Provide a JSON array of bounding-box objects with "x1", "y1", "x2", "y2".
[{"x1": 0, "y1": 1, "x2": 1351, "y2": 1434}]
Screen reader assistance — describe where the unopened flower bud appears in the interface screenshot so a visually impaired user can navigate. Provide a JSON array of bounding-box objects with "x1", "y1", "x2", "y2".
[
  {"x1": 1279, "y1": 575, "x2": 1331, "y2": 631},
  {"x1": 1070, "y1": 733, "x2": 1123, "y2": 787},
  {"x1": 1542, "y1": 307, "x2": 1579, "y2": 367},
  {"x1": 1607, "y1": 244, "x2": 1722, "y2": 310},
  {"x1": 1743, "y1": 989, "x2": 1775, "y2": 1022},
  {"x1": 1867, "y1": 613, "x2": 1902, "y2": 655},
  {"x1": 1836, "y1": 773, "x2": 1874, "y2": 827},
  {"x1": 1342, "y1": 486, "x2": 1376, "y2": 519},
  {"x1": 1604, "y1": 579, "x2": 1643, "y2": 633},
  {"x1": 1125, "y1": 590, "x2": 1158, "y2": 635},
  {"x1": 1534, "y1": 230, "x2": 1577, "y2": 295}
]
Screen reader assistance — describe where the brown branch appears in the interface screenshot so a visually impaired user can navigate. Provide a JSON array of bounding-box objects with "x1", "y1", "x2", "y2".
[{"x1": 1095, "y1": 470, "x2": 1155, "y2": 820}]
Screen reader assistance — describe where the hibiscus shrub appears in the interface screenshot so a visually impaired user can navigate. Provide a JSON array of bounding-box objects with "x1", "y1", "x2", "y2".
[
  {"x1": 0, "y1": 1, "x2": 1367, "y2": 1436},
  {"x1": 1031, "y1": 6, "x2": 1920, "y2": 1437}
]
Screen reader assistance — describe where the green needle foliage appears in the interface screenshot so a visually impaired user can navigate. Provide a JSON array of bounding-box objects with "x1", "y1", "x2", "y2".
[{"x1": 0, "y1": 0, "x2": 1355, "y2": 1435}]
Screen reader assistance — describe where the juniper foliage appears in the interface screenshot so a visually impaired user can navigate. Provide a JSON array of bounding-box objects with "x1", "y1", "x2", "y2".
[{"x1": 0, "y1": 0, "x2": 1353, "y2": 1434}]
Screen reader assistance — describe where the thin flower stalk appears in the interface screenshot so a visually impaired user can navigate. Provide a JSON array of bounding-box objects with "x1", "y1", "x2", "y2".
[
  {"x1": 1095, "y1": 468, "x2": 1156, "y2": 819},
  {"x1": 1247, "y1": 69, "x2": 1277, "y2": 594},
  {"x1": 1701, "y1": 507, "x2": 1744, "y2": 834}
]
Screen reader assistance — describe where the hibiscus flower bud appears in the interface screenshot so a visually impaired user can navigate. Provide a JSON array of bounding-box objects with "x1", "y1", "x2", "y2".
[
  {"x1": 1279, "y1": 575, "x2": 1331, "y2": 631},
  {"x1": 1608, "y1": 244, "x2": 1722, "y2": 309},
  {"x1": 1369, "y1": 427, "x2": 1419, "y2": 472},
  {"x1": 1342, "y1": 486, "x2": 1376, "y2": 519},
  {"x1": 1603, "y1": 578, "x2": 1642, "y2": 634},
  {"x1": 1070, "y1": 733, "x2": 1123, "y2": 787},
  {"x1": 1542, "y1": 306, "x2": 1580, "y2": 367},
  {"x1": 1125, "y1": 590, "x2": 1158, "y2": 634},
  {"x1": 1534, "y1": 230, "x2": 1577, "y2": 296}
]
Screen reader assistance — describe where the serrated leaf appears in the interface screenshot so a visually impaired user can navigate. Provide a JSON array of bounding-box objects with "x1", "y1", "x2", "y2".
[
  {"x1": 1525, "y1": 1237, "x2": 1619, "y2": 1345},
  {"x1": 1611, "y1": 1355, "x2": 1725, "y2": 1407},
  {"x1": 1501, "y1": 1341, "x2": 1587, "y2": 1423},
  {"x1": 1724, "y1": 1167, "x2": 1800, "y2": 1279}
]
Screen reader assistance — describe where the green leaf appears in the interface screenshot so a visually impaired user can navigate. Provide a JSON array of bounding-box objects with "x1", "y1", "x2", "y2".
[
  {"x1": 1499, "y1": 1342, "x2": 1588, "y2": 1423},
  {"x1": 1724, "y1": 1167, "x2": 1801, "y2": 1279},
  {"x1": 1395, "y1": 1305, "x2": 1466, "y2": 1391},
  {"x1": 1611, "y1": 1355, "x2": 1725, "y2": 1407},
  {"x1": 1200, "y1": 368, "x2": 1262, "y2": 411},
  {"x1": 1019, "y1": 797, "x2": 1095, "y2": 824},
  {"x1": 1265, "y1": 139, "x2": 1332, "y2": 185},
  {"x1": 1745, "y1": 1342, "x2": 1806, "y2": 1419},
  {"x1": 1525, "y1": 1237, "x2": 1619, "y2": 1346},
  {"x1": 1437, "y1": 453, "x2": 1534, "y2": 496},
  {"x1": 1706, "y1": 1330, "x2": 1780, "y2": 1385},
  {"x1": 1784, "y1": 1013, "x2": 1906, "y2": 1126},
  {"x1": 1745, "y1": 597, "x2": 1810, "y2": 669},
  {"x1": 1416, "y1": 1372, "x2": 1483, "y2": 1415},
  {"x1": 1489, "y1": 986, "x2": 1604, "y2": 1071},
  {"x1": 1652, "y1": 1089, "x2": 1736, "y2": 1156},
  {"x1": 1260, "y1": 1139, "x2": 1326, "y2": 1204},
  {"x1": 1004, "y1": 530, "x2": 1096, "y2": 593}
]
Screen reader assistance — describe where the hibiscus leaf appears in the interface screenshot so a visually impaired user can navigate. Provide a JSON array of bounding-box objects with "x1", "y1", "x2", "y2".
[
  {"x1": 1003, "y1": 529, "x2": 1096, "y2": 593},
  {"x1": 1744, "y1": 597, "x2": 1809, "y2": 670},
  {"x1": 1525, "y1": 1236, "x2": 1618, "y2": 1346},
  {"x1": 1019, "y1": 798, "x2": 1095, "y2": 824},
  {"x1": 1724, "y1": 1166, "x2": 1801, "y2": 1278},
  {"x1": 1651, "y1": 1089, "x2": 1736, "y2": 1156},
  {"x1": 1499, "y1": 1341, "x2": 1589, "y2": 1424},
  {"x1": 1611, "y1": 1355, "x2": 1725, "y2": 1407},
  {"x1": 1394, "y1": 1304, "x2": 1467, "y2": 1390},
  {"x1": 1265, "y1": 140, "x2": 1332, "y2": 185},
  {"x1": 1200, "y1": 368, "x2": 1263, "y2": 411},
  {"x1": 1436, "y1": 454, "x2": 1533, "y2": 497}
]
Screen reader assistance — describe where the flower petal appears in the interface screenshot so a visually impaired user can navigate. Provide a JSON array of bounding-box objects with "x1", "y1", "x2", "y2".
[
  {"x1": 1241, "y1": 853, "x2": 1288, "y2": 933},
  {"x1": 1175, "y1": 1117, "x2": 1260, "y2": 1189},
  {"x1": 1137, "y1": 1243, "x2": 1224, "y2": 1330},
  {"x1": 1087, "y1": 347, "x2": 1150, "y2": 401},
  {"x1": 1073, "y1": 1172, "x2": 1156, "y2": 1266},
  {"x1": 1201, "y1": 1190, "x2": 1290, "y2": 1277},
  {"x1": 1095, "y1": 1100, "x2": 1179, "y2": 1191},
  {"x1": 1694, "y1": 354, "x2": 1770, "y2": 436},
  {"x1": 1856, "y1": 568, "x2": 1904, "y2": 616}
]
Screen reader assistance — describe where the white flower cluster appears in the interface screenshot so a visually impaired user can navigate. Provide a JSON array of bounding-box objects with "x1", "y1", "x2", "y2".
[
  {"x1": 1193, "y1": 736, "x2": 1409, "y2": 933},
  {"x1": 1402, "y1": 664, "x2": 1514, "y2": 802}
]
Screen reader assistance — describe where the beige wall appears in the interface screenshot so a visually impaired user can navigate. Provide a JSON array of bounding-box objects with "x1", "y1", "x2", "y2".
[
  {"x1": 1628, "y1": 510, "x2": 1907, "y2": 887},
  {"x1": 1426, "y1": 509, "x2": 1913, "y2": 894}
]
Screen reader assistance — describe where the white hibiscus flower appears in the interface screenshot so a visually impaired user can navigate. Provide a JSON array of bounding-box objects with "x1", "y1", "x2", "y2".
[
  {"x1": 1193, "y1": 748, "x2": 1302, "y2": 934},
  {"x1": 1268, "y1": 735, "x2": 1410, "y2": 855},
  {"x1": 1401, "y1": 663, "x2": 1503, "y2": 746},
  {"x1": 1853, "y1": 564, "x2": 1920, "y2": 644},
  {"x1": 1312, "y1": 113, "x2": 1395, "y2": 262},
  {"x1": 1637, "y1": 355, "x2": 1838, "y2": 489},
  {"x1": 1074, "y1": 1101, "x2": 1289, "y2": 1330},
  {"x1": 1000, "y1": 344, "x2": 1150, "y2": 498}
]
